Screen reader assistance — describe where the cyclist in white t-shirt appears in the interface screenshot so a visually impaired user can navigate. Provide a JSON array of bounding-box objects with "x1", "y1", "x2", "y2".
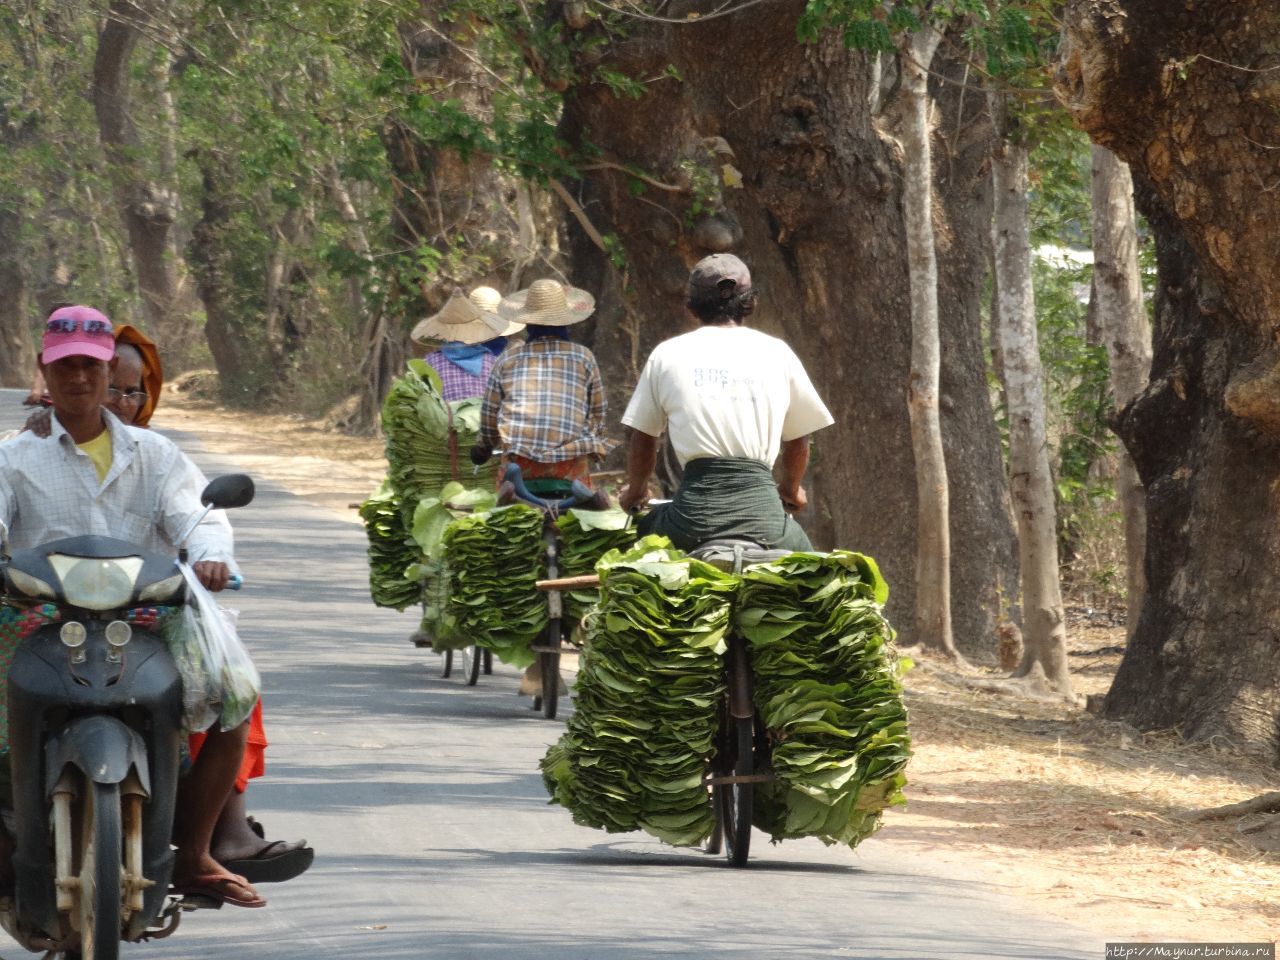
[{"x1": 618, "y1": 254, "x2": 834, "y2": 551}]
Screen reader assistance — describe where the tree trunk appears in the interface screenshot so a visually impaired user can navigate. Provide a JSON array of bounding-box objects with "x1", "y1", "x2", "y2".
[
  {"x1": 991, "y1": 131, "x2": 1072, "y2": 695},
  {"x1": 357, "y1": 5, "x2": 514, "y2": 432},
  {"x1": 901, "y1": 26, "x2": 957, "y2": 656},
  {"x1": 93, "y1": 0, "x2": 179, "y2": 335},
  {"x1": 1089, "y1": 144, "x2": 1151, "y2": 640},
  {"x1": 190, "y1": 151, "x2": 260, "y2": 397},
  {"x1": 0, "y1": 204, "x2": 35, "y2": 387},
  {"x1": 0, "y1": 46, "x2": 38, "y2": 386},
  {"x1": 558, "y1": 6, "x2": 1016, "y2": 655},
  {"x1": 1059, "y1": 1, "x2": 1280, "y2": 750}
]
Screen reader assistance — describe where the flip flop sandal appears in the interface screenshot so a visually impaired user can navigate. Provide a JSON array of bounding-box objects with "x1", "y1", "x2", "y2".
[
  {"x1": 172, "y1": 872, "x2": 267, "y2": 908},
  {"x1": 222, "y1": 841, "x2": 315, "y2": 884}
]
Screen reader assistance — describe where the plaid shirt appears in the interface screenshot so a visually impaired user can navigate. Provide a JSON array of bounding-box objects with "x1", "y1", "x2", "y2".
[
  {"x1": 479, "y1": 339, "x2": 617, "y2": 462},
  {"x1": 423, "y1": 349, "x2": 497, "y2": 402}
]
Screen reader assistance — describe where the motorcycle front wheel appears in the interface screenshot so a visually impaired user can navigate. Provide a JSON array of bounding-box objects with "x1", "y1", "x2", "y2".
[{"x1": 66, "y1": 780, "x2": 122, "y2": 960}]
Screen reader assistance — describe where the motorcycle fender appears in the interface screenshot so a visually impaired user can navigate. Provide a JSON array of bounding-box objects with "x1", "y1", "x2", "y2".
[{"x1": 44, "y1": 715, "x2": 151, "y2": 798}]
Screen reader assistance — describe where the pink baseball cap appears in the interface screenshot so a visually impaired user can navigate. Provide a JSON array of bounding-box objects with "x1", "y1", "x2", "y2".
[{"x1": 42, "y1": 306, "x2": 115, "y2": 363}]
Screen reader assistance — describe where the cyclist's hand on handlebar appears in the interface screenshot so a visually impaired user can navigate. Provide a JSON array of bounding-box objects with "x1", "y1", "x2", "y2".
[
  {"x1": 778, "y1": 484, "x2": 807, "y2": 515},
  {"x1": 619, "y1": 482, "x2": 650, "y2": 515},
  {"x1": 469, "y1": 443, "x2": 493, "y2": 466},
  {"x1": 194, "y1": 560, "x2": 232, "y2": 592}
]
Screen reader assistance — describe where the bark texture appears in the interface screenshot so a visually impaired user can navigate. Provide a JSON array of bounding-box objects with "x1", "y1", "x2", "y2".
[
  {"x1": 189, "y1": 151, "x2": 258, "y2": 398},
  {"x1": 358, "y1": 6, "x2": 515, "y2": 431},
  {"x1": 1089, "y1": 144, "x2": 1151, "y2": 639},
  {"x1": 558, "y1": 4, "x2": 1017, "y2": 652},
  {"x1": 93, "y1": 0, "x2": 180, "y2": 335},
  {"x1": 991, "y1": 136, "x2": 1070, "y2": 694},
  {"x1": 1059, "y1": 1, "x2": 1280, "y2": 750},
  {"x1": 0, "y1": 204, "x2": 35, "y2": 387},
  {"x1": 901, "y1": 27, "x2": 956, "y2": 656}
]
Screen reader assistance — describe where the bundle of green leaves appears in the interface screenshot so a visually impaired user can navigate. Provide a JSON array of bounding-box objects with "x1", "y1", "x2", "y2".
[
  {"x1": 541, "y1": 536, "x2": 736, "y2": 846},
  {"x1": 736, "y1": 551, "x2": 910, "y2": 849},
  {"x1": 381, "y1": 359, "x2": 497, "y2": 520},
  {"x1": 405, "y1": 481, "x2": 498, "y2": 651},
  {"x1": 443, "y1": 503, "x2": 547, "y2": 668},
  {"x1": 553, "y1": 507, "x2": 637, "y2": 625},
  {"x1": 357, "y1": 479, "x2": 422, "y2": 611}
]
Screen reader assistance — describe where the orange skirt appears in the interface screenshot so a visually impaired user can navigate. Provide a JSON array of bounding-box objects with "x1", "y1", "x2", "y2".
[{"x1": 188, "y1": 699, "x2": 267, "y2": 794}]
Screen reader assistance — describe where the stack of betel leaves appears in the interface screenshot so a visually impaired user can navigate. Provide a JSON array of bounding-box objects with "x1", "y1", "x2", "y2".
[
  {"x1": 540, "y1": 536, "x2": 737, "y2": 845},
  {"x1": 405, "y1": 482, "x2": 496, "y2": 651},
  {"x1": 361, "y1": 358, "x2": 499, "y2": 618},
  {"x1": 553, "y1": 507, "x2": 637, "y2": 626},
  {"x1": 357, "y1": 479, "x2": 421, "y2": 611},
  {"x1": 736, "y1": 551, "x2": 910, "y2": 848},
  {"x1": 442, "y1": 503, "x2": 546, "y2": 668},
  {"x1": 381, "y1": 359, "x2": 497, "y2": 513}
]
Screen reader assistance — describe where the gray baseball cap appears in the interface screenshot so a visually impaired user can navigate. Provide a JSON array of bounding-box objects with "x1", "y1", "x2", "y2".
[{"x1": 688, "y1": 253, "x2": 752, "y2": 297}]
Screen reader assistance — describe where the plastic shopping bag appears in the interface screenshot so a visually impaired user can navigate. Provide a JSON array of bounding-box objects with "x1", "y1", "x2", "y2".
[{"x1": 164, "y1": 562, "x2": 261, "y2": 733}]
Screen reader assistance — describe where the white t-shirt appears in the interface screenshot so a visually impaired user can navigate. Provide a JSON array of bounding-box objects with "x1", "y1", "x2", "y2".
[{"x1": 621, "y1": 325, "x2": 834, "y2": 468}]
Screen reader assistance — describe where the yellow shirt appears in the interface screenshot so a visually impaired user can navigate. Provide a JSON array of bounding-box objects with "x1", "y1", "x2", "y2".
[{"x1": 77, "y1": 430, "x2": 113, "y2": 483}]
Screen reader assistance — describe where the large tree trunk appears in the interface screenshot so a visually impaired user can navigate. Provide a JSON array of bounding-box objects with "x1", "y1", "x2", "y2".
[
  {"x1": 558, "y1": 5, "x2": 1017, "y2": 654},
  {"x1": 1089, "y1": 144, "x2": 1151, "y2": 640},
  {"x1": 0, "y1": 204, "x2": 35, "y2": 387},
  {"x1": 93, "y1": 0, "x2": 180, "y2": 335},
  {"x1": 991, "y1": 129, "x2": 1071, "y2": 695},
  {"x1": 1059, "y1": 1, "x2": 1280, "y2": 750},
  {"x1": 357, "y1": 5, "x2": 515, "y2": 432},
  {"x1": 900, "y1": 26, "x2": 957, "y2": 656},
  {"x1": 190, "y1": 151, "x2": 261, "y2": 397}
]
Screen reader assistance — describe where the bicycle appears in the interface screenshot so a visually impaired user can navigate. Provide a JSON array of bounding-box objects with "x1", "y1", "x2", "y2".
[
  {"x1": 691, "y1": 539, "x2": 789, "y2": 866},
  {"x1": 498, "y1": 461, "x2": 607, "y2": 719},
  {"x1": 440, "y1": 644, "x2": 492, "y2": 685},
  {"x1": 539, "y1": 534, "x2": 787, "y2": 865}
]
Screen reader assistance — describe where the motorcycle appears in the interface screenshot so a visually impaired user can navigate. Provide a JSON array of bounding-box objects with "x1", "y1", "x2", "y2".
[{"x1": 0, "y1": 474, "x2": 255, "y2": 960}]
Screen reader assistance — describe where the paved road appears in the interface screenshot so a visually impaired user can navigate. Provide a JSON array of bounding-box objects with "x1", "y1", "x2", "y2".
[{"x1": 0, "y1": 389, "x2": 1098, "y2": 959}]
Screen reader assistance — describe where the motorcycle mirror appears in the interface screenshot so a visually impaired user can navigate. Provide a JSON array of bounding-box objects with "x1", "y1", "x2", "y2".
[{"x1": 200, "y1": 474, "x2": 255, "y2": 510}]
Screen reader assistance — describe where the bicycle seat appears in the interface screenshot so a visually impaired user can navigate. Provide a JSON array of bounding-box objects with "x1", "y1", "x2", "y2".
[
  {"x1": 690, "y1": 538, "x2": 792, "y2": 573},
  {"x1": 525, "y1": 477, "x2": 576, "y2": 500},
  {"x1": 501, "y1": 462, "x2": 606, "y2": 514}
]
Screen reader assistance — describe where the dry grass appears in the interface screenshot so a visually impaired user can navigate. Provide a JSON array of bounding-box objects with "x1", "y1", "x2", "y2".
[
  {"x1": 898, "y1": 621, "x2": 1280, "y2": 941},
  {"x1": 156, "y1": 391, "x2": 1280, "y2": 943}
]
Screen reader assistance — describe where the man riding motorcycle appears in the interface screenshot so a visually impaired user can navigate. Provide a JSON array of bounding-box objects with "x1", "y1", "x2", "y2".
[{"x1": 0, "y1": 306, "x2": 264, "y2": 909}]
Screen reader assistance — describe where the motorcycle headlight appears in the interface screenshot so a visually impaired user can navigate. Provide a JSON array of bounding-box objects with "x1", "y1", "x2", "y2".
[
  {"x1": 6, "y1": 568, "x2": 57, "y2": 600},
  {"x1": 105, "y1": 620, "x2": 132, "y2": 648},
  {"x1": 47, "y1": 555, "x2": 144, "y2": 611},
  {"x1": 60, "y1": 622, "x2": 87, "y2": 648},
  {"x1": 137, "y1": 572, "x2": 184, "y2": 604}
]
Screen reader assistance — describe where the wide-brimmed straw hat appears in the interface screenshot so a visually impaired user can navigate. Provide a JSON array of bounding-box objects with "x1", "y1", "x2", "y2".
[
  {"x1": 501, "y1": 279, "x2": 596, "y2": 327},
  {"x1": 411, "y1": 287, "x2": 525, "y2": 345}
]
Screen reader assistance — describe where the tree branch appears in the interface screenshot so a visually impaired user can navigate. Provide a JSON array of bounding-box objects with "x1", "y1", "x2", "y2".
[
  {"x1": 579, "y1": 160, "x2": 687, "y2": 193},
  {"x1": 549, "y1": 177, "x2": 608, "y2": 252}
]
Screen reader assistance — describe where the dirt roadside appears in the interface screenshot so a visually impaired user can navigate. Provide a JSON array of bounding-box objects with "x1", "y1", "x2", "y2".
[{"x1": 152, "y1": 392, "x2": 1280, "y2": 946}]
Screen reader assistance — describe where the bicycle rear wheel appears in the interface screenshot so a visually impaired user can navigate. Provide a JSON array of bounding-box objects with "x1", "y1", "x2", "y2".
[
  {"x1": 440, "y1": 649, "x2": 453, "y2": 678},
  {"x1": 720, "y1": 714, "x2": 754, "y2": 867},
  {"x1": 483, "y1": 649, "x2": 493, "y2": 675},
  {"x1": 540, "y1": 617, "x2": 562, "y2": 720},
  {"x1": 462, "y1": 645, "x2": 482, "y2": 686}
]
